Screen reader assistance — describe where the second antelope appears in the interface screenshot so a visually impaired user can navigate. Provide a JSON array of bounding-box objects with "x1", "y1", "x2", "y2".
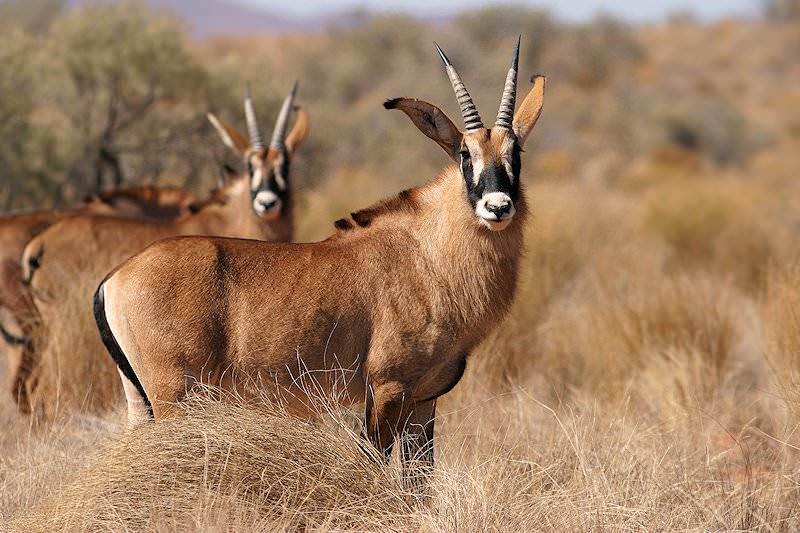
[
  {"x1": 19, "y1": 84, "x2": 308, "y2": 414},
  {"x1": 96, "y1": 41, "x2": 544, "y2": 486},
  {"x1": 1, "y1": 185, "x2": 197, "y2": 411}
]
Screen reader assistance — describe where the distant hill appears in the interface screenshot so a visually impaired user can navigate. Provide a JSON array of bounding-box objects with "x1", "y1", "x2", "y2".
[{"x1": 64, "y1": 0, "x2": 325, "y2": 37}]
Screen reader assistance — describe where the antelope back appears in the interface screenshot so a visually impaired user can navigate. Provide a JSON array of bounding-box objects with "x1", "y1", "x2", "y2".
[{"x1": 83, "y1": 185, "x2": 197, "y2": 220}]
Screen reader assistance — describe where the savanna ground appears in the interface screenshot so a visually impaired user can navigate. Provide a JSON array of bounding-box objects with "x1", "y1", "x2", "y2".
[{"x1": 3, "y1": 1, "x2": 800, "y2": 530}]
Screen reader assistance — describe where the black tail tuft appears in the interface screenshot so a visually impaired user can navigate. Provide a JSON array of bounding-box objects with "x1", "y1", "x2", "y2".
[
  {"x1": 383, "y1": 98, "x2": 402, "y2": 110},
  {"x1": 93, "y1": 281, "x2": 153, "y2": 418}
]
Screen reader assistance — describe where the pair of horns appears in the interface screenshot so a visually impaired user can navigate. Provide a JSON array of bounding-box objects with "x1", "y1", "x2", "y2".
[
  {"x1": 244, "y1": 81, "x2": 299, "y2": 152},
  {"x1": 435, "y1": 36, "x2": 520, "y2": 131}
]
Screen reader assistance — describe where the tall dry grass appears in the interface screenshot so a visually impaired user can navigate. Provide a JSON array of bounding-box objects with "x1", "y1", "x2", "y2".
[
  {"x1": 763, "y1": 263, "x2": 800, "y2": 419},
  {"x1": 2, "y1": 375, "x2": 799, "y2": 531},
  {"x1": 26, "y1": 261, "x2": 121, "y2": 418},
  {"x1": 9, "y1": 397, "x2": 412, "y2": 531},
  {"x1": 3, "y1": 173, "x2": 799, "y2": 530},
  {"x1": 536, "y1": 272, "x2": 739, "y2": 406}
]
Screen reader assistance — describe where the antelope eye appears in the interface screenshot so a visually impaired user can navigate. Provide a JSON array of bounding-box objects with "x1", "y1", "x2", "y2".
[{"x1": 247, "y1": 161, "x2": 254, "y2": 176}]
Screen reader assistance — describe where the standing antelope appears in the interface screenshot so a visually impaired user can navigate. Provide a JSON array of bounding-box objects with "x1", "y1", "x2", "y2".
[
  {"x1": 1, "y1": 185, "x2": 197, "y2": 410},
  {"x1": 18, "y1": 84, "x2": 308, "y2": 413},
  {"x1": 95, "y1": 41, "x2": 544, "y2": 484}
]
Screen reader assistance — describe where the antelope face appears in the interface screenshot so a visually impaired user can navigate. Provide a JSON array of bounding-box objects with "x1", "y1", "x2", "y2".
[
  {"x1": 460, "y1": 128, "x2": 521, "y2": 231},
  {"x1": 247, "y1": 148, "x2": 289, "y2": 220},
  {"x1": 208, "y1": 82, "x2": 308, "y2": 222},
  {"x1": 385, "y1": 39, "x2": 544, "y2": 234}
]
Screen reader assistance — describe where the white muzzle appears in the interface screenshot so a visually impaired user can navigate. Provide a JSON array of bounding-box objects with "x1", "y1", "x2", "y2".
[
  {"x1": 475, "y1": 192, "x2": 515, "y2": 231},
  {"x1": 253, "y1": 191, "x2": 282, "y2": 220}
]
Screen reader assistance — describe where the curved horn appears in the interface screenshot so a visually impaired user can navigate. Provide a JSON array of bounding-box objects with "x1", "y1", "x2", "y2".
[
  {"x1": 434, "y1": 42, "x2": 483, "y2": 131},
  {"x1": 244, "y1": 83, "x2": 265, "y2": 151},
  {"x1": 269, "y1": 81, "x2": 299, "y2": 152},
  {"x1": 495, "y1": 36, "x2": 520, "y2": 130}
]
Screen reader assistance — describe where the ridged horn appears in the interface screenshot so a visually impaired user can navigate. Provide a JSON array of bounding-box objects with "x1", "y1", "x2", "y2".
[
  {"x1": 269, "y1": 81, "x2": 299, "y2": 152},
  {"x1": 244, "y1": 83, "x2": 265, "y2": 151},
  {"x1": 495, "y1": 36, "x2": 520, "y2": 130},
  {"x1": 434, "y1": 42, "x2": 483, "y2": 131}
]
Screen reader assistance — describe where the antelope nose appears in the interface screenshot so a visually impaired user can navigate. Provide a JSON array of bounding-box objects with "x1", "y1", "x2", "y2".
[
  {"x1": 258, "y1": 198, "x2": 277, "y2": 210},
  {"x1": 486, "y1": 201, "x2": 513, "y2": 218},
  {"x1": 253, "y1": 191, "x2": 281, "y2": 215}
]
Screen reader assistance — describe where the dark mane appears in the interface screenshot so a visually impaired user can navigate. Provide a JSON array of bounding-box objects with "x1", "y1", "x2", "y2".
[{"x1": 334, "y1": 189, "x2": 419, "y2": 232}]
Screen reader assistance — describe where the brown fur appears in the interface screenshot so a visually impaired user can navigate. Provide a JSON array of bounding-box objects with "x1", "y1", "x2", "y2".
[
  {"x1": 99, "y1": 78, "x2": 545, "y2": 485},
  {"x1": 18, "y1": 112, "x2": 308, "y2": 414},
  {"x1": 0, "y1": 186, "x2": 197, "y2": 411},
  {"x1": 84, "y1": 185, "x2": 197, "y2": 219}
]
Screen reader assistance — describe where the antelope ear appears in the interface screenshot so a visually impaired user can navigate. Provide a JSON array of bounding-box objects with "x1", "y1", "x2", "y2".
[
  {"x1": 384, "y1": 98, "x2": 463, "y2": 162},
  {"x1": 512, "y1": 75, "x2": 546, "y2": 147},
  {"x1": 216, "y1": 162, "x2": 238, "y2": 188},
  {"x1": 285, "y1": 106, "x2": 309, "y2": 155},
  {"x1": 207, "y1": 113, "x2": 250, "y2": 155}
]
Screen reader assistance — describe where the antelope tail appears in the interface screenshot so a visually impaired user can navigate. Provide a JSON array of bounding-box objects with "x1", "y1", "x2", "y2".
[{"x1": 93, "y1": 281, "x2": 153, "y2": 418}]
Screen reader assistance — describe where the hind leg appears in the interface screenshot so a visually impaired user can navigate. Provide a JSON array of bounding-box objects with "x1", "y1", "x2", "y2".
[
  {"x1": 118, "y1": 369, "x2": 150, "y2": 428},
  {"x1": 12, "y1": 336, "x2": 39, "y2": 413}
]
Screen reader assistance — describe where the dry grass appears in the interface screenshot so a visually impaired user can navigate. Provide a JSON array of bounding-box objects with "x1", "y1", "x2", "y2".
[
  {"x1": 7, "y1": 171, "x2": 800, "y2": 531},
  {"x1": 9, "y1": 397, "x2": 412, "y2": 531},
  {"x1": 536, "y1": 271, "x2": 740, "y2": 405},
  {"x1": 4, "y1": 172, "x2": 800, "y2": 530},
  {"x1": 26, "y1": 262, "x2": 121, "y2": 418},
  {"x1": 763, "y1": 263, "x2": 800, "y2": 418},
  {"x1": 2, "y1": 370, "x2": 799, "y2": 531}
]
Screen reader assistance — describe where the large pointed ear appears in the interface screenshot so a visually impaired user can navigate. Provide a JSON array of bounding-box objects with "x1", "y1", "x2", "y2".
[
  {"x1": 383, "y1": 98, "x2": 463, "y2": 162},
  {"x1": 215, "y1": 162, "x2": 238, "y2": 189},
  {"x1": 285, "y1": 106, "x2": 309, "y2": 155},
  {"x1": 207, "y1": 113, "x2": 250, "y2": 155},
  {"x1": 513, "y1": 75, "x2": 546, "y2": 147}
]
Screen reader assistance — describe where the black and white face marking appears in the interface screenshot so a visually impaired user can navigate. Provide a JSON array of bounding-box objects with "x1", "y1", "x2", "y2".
[
  {"x1": 461, "y1": 132, "x2": 521, "y2": 232},
  {"x1": 248, "y1": 151, "x2": 289, "y2": 220}
]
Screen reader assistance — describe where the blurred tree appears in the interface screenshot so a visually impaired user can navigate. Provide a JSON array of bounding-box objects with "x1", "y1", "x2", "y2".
[
  {"x1": 37, "y1": 2, "x2": 219, "y2": 198},
  {"x1": 557, "y1": 16, "x2": 644, "y2": 89},
  {"x1": 0, "y1": 0, "x2": 64, "y2": 34},
  {"x1": 0, "y1": 30, "x2": 56, "y2": 210},
  {"x1": 454, "y1": 6, "x2": 554, "y2": 68},
  {"x1": 764, "y1": 0, "x2": 800, "y2": 20},
  {"x1": 661, "y1": 96, "x2": 752, "y2": 164},
  {"x1": 327, "y1": 15, "x2": 429, "y2": 106}
]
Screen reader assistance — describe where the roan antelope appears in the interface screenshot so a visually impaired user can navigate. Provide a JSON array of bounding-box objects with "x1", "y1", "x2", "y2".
[
  {"x1": 1, "y1": 185, "x2": 197, "y2": 410},
  {"x1": 18, "y1": 84, "x2": 308, "y2": 413},
  {"x1": 95, "y1": 41, "x2": 544, "y2": 486}
]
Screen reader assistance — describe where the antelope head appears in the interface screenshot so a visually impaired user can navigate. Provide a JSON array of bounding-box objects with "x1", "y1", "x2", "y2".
[
  {"x1": 207, "y1": 82, "x2": 309, "y2": 220},
  {"x1": 385, "y1": 38, "x2": 545, "y2": 232}
]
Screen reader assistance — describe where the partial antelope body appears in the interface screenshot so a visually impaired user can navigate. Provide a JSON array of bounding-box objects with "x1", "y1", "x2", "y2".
[
  {"x1": 17, "y1": 84, "x2": 308, "y2": 414},
  {"x1": 96, "y1": 40, "x2": 544, "y2": 486},
  {"x1": 83, "y1": 185, "x2": 197, "y2": 219},
  {"x1": 0, "y1": 185, "x2": 197, "y2": 411}
]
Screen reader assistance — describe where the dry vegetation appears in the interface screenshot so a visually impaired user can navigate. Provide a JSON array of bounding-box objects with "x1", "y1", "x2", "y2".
[{"x1": 3, "y1": 1, "x2": 800, "y2": 531}]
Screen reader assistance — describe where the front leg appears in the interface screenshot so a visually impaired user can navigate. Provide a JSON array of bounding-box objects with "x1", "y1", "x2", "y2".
[
  {"x1": 399, "y1": 399, "x2": 436, "y2": 493},
  {"x1": 364, "y1": 380, "x2": 436, "y2": 492}
]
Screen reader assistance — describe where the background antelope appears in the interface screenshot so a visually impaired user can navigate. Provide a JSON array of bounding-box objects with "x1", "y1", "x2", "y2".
[
  {"x1": 95, "y1": 41, "x2": 544, "y2": 486},
  {"x1": 0, "y1": 185, "x2": 197, "y2": 411},
  {"x1": 17, "y1": 84, "x2": 309, "y2": 415}
]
